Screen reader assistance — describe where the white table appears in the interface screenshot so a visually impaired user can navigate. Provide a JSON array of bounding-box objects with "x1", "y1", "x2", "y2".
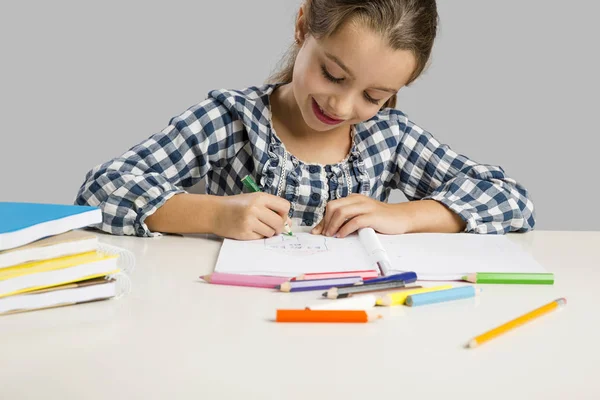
[{"x1": 1, "y1": 230, "x2": 599, "y2": 400}]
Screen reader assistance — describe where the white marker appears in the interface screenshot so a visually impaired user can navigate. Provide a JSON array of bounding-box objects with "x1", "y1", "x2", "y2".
[{"x1": 358, "y1": 227, "x2": 392, "y2": 276}]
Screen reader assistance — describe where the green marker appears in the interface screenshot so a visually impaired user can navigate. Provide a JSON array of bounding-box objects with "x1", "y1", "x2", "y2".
[
  {"x1": 463, "y1": 272, "x2": 554, "y2": 285},
  {"x1": 241, "y1": 175, "x2": 293, "y2": 236}
]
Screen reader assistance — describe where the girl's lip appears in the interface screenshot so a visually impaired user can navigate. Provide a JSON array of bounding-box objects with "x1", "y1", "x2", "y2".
[{"x1": 312, "y1": 98, "x2": 344, "y2": 125}]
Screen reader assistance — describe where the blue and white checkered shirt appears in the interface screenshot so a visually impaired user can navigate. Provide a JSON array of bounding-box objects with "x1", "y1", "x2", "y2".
[{"x1": 75, "y1": 83, "x2": 535, "y2": 237}]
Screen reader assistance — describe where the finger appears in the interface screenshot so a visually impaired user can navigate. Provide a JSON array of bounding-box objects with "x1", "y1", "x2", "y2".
[
  {"x1": 311, "y1": 219, "x2": 324, "y2": 235},
  {"x1": 321, "y1": 197, "x2": 363, "y2": 236},
  {"x1": 325, "y1": 204, "x2": 365, "y2": 237},
  {"x1": 336, "y1": 215, "x2": 370, "y2": 238},
  {"x1": 257, "y1": 207, "x2": 286, "y2": 236},
  {"x1": 252, "y1": 218, "x2": 278, "y2": 238},
  {"x1": 320, "y1": 199, "x2": 345, "y2": 236},
  {"x1": 261, "y1": 193, "x2": 291, "y2": 218}
]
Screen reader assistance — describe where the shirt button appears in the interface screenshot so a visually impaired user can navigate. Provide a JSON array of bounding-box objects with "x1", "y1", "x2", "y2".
[
  {"x1": 309, "y1": 165, "x2": 320, "y2": 174},
  {"x1": 304, "y1": 218, "x2": 313, "y2": 226},
  {"x1": 310, "y1": 192, "x2": 320, "y2": 201}
]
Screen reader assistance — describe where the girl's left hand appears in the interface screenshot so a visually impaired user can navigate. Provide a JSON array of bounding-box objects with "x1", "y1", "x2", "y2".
[{"x1": 310, "y1": 194, "x2": 412, "y2": 238}]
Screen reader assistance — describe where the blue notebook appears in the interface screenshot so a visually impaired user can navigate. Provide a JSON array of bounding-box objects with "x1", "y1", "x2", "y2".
[{"x1": 0, "y1": 202, "x2": 102, "y2": 251}]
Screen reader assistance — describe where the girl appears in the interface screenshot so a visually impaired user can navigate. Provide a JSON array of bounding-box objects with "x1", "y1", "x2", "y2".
[{"x1": 75, "y1": 0, "x2": 535, "y2": 240}]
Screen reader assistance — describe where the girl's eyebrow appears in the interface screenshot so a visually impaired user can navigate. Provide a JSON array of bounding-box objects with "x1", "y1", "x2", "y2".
[{"x1": 324, "y1": 52, "x2": 398, "y2": 94}]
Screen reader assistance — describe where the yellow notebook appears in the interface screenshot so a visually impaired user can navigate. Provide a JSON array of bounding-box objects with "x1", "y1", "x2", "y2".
[{"x1": 0, "y1": 251, "x2": 119, "y2": 298}]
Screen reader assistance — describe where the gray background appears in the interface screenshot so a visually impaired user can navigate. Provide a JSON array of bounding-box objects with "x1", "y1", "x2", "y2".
[{"x1": 1, "y1": 1, "x2": 597, "y2": 231}]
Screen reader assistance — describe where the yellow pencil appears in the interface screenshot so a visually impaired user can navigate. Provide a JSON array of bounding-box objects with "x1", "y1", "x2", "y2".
[
  {"x1": 467, "y1": 297, "x2": 567, "y2": 348},
  {"x1": 376, "y1": 285, "x2": 453, "y2": 306}
]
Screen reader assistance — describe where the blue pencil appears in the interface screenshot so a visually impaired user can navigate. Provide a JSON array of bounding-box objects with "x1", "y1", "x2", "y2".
[
  {"x1": 363, "y1": 271, "x2": 417, "y2": 285},
  {"x1": 278, "y1": 276, "x2": 362, "y2": 292},
  {"x1": 405, "y1": 286, "x2": 481, "y2": 307}
]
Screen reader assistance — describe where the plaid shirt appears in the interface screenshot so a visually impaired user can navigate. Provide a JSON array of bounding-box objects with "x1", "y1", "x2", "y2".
[{"x1": 75, "y1": 83, "x2": 535, "y2": 237}]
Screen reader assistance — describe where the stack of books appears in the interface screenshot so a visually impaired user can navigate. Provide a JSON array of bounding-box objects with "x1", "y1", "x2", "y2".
[{"x1": 0, "y1": 202, "x2": 133, "y2": 316}]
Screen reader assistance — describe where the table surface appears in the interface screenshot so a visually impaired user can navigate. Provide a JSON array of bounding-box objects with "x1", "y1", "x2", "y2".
[{"x1": 1, "y1": 230, "x2": 599, "y2": 400}]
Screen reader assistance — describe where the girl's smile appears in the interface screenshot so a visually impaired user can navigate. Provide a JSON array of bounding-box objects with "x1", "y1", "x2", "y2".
[{"x1": 311, "y1": 97, "x2": 345, "y2": 125}]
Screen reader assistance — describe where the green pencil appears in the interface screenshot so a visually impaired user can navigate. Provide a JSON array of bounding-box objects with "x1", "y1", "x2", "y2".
[
  {"x1": 241, "y1": 175, "x2": 293, "y2": 236},
  {"x1": 463, "y1": 272, "x2": 554, "y2": 285}
]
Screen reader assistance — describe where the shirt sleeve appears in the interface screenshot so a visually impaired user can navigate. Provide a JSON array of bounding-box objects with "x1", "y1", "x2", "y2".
[
  {"x1": 74, "y1": 99, "x2": 245, "y2": 237},
  {"x1": 391, "y1": 116, "x2": 536, "y2": 234}
]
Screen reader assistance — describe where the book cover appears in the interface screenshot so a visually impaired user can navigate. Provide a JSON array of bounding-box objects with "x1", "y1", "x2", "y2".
[{"x1": 0, "y1": 202, "x2": 102, "y2": 251}]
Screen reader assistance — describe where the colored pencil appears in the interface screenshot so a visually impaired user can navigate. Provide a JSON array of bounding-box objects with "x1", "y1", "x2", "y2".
[
  {"x1": 307, "y1": 294, "x2": 377, "y2": 311},
  {"x1": 463, "y1": 272, "x2": 554, "y2": 285},
  {"x1": 276, "y1": 309, "x2": 382, "y2": 323},
  {"x1": 467, "y1": 297, "x2": 567, "y2": 348},
  {"x1": 200, "y1": 272, "x2": 289, "y2": 288},
  {"x1": 241, "y1": 175, "x2": 293, "y2": 236},
  {"x1": 294, "y1": 270, "x2": 379, "y2": 281},
  {"x1": 359, "y1": 271, "x2": 417, "y2": 285},
  {"x1": 278, "y1": 276, "x2": 363, "y2": 292},
  {"x1": 376, "y1": 285, "x2": 454, "y2": 306},
  {"x1": 406, "y1": 286, "x2": 482, "y2": 307},
  {"x1": 324, "y1": 280, "x2": 417, "y2": 299}
]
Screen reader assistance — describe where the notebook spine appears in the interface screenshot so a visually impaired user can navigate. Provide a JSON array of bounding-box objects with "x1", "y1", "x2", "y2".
[
  {"x1": 111, "y1": 272, "x2": 132, "y2": 299},
  {"x1": 97, "y1": 244, "x2": 136, "y2": 275}
]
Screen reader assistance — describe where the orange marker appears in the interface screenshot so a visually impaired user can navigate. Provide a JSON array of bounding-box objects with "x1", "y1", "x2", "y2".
[{"x1": 275, "y1": 309, "x2": 382, "y2": 323}]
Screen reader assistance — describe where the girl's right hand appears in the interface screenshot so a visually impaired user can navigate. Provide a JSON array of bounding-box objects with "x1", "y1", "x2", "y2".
[{"x1": 211, "y1": 192, "x2": 292, "y2": 240}]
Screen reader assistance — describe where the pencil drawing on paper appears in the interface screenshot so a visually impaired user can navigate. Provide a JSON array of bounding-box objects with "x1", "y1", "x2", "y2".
[{"x1": 264, "y1": 233, "x2": 329, "y2": 255}]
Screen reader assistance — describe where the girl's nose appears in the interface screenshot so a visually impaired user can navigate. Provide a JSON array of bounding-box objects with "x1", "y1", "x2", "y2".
[{"x1": 327, "y1": 94, "x2": 353, "y2": 119}]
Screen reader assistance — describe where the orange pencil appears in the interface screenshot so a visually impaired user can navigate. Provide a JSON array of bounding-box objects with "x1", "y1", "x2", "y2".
[
  {"x1": 467, "y1": 297, "x2": 567, "y2": 348},
  {"x1": 275, "y1": 309, "x2": 382, "y2": 323}
]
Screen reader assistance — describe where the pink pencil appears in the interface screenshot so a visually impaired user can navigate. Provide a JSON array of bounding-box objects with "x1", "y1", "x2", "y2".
[
  {"x1": 200, "y1": 272, "x2": 289, "y2": 288},
  {"x1": 294, "y1": 270, "x2": 379, "y2": 281}
]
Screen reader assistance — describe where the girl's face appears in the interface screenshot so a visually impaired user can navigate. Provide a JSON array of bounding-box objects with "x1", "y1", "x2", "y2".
[{"x1": 292, "y1": 19, "x2": 417, "y2": 132}]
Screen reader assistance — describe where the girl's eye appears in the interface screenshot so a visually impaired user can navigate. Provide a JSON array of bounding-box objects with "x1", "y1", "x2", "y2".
[
  {"x1": 320, "y1": 65, "x2": 344, "y2": 84},
  {"x1": 363, "y1": 93, "x2": 381, "y2": 105},
  {"x1": 321, "y1": 64, "x2": 381, "y2": 105}
]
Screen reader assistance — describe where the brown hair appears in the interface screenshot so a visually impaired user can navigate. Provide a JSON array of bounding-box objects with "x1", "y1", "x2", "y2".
[{"x1": 267, "y1": 0, "x2": 438, "y2": 109}]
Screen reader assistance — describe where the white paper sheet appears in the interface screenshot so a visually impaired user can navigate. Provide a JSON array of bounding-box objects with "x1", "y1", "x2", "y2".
[
  {"x1": 214, "y1": 233, "x2": 376, "y2": 277},
  {"x1": 213, "y1": 232, "x2": 547, "y2": 280},
  {"x1": 380, "y1": 232, "x2": 547, "y2": 280}
]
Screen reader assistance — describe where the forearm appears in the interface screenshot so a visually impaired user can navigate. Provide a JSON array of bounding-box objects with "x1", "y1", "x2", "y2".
[
  {"x1": 145, "y1": 193, "x2": 219, "y2": 234},
  {"x1": 396, "y1": 199, "x2": 467, "y2": 234},
  {"x1": 395, "y1": 117, "x2": 535, "y2": 234}
]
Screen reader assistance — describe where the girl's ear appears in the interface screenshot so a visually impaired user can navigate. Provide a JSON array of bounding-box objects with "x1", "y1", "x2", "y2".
[{"x1": 294, "y1": 5, "x2": 308, "y2": 45}]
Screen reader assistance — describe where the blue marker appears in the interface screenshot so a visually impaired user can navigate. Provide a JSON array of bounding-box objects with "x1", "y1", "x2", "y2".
[
  {"x1": 364, "y1": 271, "x2": 417, "y2": 285},
  {"x1": 405, "y1": 286, "x2": 481, "y2": 307}
]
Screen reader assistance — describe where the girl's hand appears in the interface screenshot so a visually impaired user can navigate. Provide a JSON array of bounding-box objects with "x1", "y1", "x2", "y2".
[
  {"x1": 310, "y1": 194, "x2": 413, "y2": 238},
  {"x1": 212, "y1": 193, "x2": 292, "y2": 240}
]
